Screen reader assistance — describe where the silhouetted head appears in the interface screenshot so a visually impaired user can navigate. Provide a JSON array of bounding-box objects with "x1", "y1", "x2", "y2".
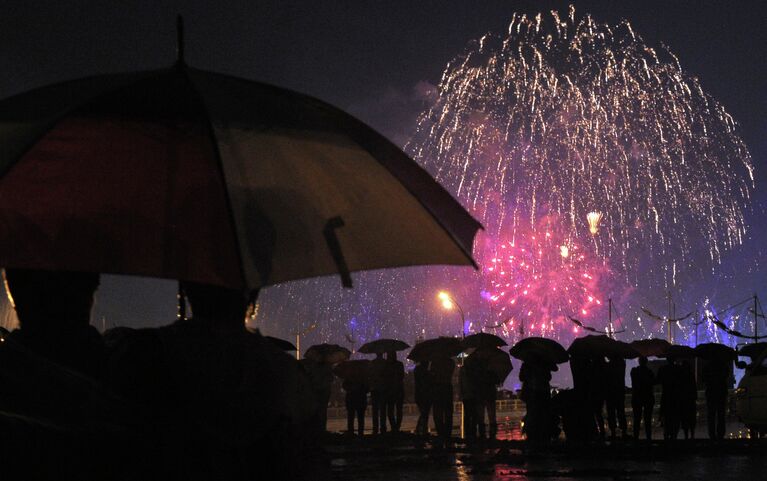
[
  {"x1": 181, "y1": 281, "x2": 249, "y2": 328},
  {"x1": 3, "y1": 268, "x2": 99, "y2": 332},
  {"x1": 386, "y1": 350, "x2": 397, "y2": 361},
  {"x1": 638, "y1": 356, "x2": 648, "y2": 367}
]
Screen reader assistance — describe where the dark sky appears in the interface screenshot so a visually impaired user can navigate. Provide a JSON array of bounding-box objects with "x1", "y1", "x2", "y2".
[{"x1": 0, "y1": 1, "x2": 765, "y2": 330}]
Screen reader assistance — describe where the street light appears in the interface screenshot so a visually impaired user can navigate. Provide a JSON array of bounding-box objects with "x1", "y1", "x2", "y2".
[{"x1": 437, "y1": 290, "x2": 466, "y2": 337}]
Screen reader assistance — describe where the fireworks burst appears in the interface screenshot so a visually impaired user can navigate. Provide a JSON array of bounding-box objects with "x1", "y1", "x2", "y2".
[
  {"x1": 409, "y1": 5, "x2": 753, "y2": 289},
  {"x1": 483, "y1": 213, "x2": 615, "y2": 341},
  {"x1": 257, "y1": 6, "x2": 754, "y2": 348}
]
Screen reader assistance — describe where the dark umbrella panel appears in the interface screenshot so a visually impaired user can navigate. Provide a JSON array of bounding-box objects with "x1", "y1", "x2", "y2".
[
  {"x1": 509, "y1": 337, "x2": 569, "y2": 364},
  {"x1": 407, "y1": 337, "x2": 462, "y2": 362},
  {"x1": 358, "y1": 338, "x2": 409, "y2": 354},
  {"x1": 304, "y1": 344, "x2": 351, "y2": 364},
  {"x1": 462, "y1": 333, "x2": 507, "y2": 350}
]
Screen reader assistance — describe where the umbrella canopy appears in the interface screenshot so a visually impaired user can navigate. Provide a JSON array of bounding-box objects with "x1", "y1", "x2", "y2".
[
  {"x1": 509, "y1": 337, "x2": 569, "y2": 364},
  {"x1": 468, "y1": 347, "x2": 513, "y2": 384},
  {"x1": 666, "y1": 345, "x2": 695, "y2": 359},
  {"x1": 629, "y1": 339, "x2": 671, "y2": 358},
  {"x1": 265, "y1": 336, "x2": 297, "y2": 352},
  {"x1": 0, "y1": 63, "x2": 481, "y2": 291},
  {"x1": 303, "y1": 344, "x2": 351, "y2": 364},
  {"x1": 333, "y1": 359, "x2": 370, "y2": 382},
  {"x1": 462, "y1": 332, "x2": 507, "y2": 350},
  {"x1": 694, "y1": 342, "x2": 735, "y2": 361},
  {"x1": 568, "y1": 335, "x2": 637, "y2": 359},
  {"x1": 738, "y1": 342, "x2": 767, "y2": 360},
  {"x1": 358, "y1": 338, "x2": 410, "y2": 354},
  {"x1": 407, "y1": 337, "x2": 463, "y2": 362}
]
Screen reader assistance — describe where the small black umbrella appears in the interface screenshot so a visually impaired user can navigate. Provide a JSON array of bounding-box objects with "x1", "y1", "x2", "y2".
[
  {"x1": 694, "y1": 342, "x2": 735, "y2": 361},
  {"x1": 265, "y1": 336, "x2": 297, "y2": 352},
  {"x1": 629, "y1": 339, "x2": 671, "y2": 358},
  {"x1": 304, "y1": 344, "x2": 351, "y2": 364},
  {"x1": 462, "y1": 332, "x2": 507, "y2": 350},
  {"x1": 738, "y1": 343, "x2": 767, "y2": 360},
  {"x1": 509, "y1": 337, "x2": 569, "y2": 364},
  {"x1": 666, "y1": 345, "x2": 695, "y2": 359},
  {"x1": 568, "y1": 335, "x2": 637, "y2": 359},
  {"x1": 468, "y1": 347, "x2": 514, "y2": 384},
  {"x1": 358, "y1": 338, "x2": 410, "y2": 354},
  {"x1": 407, "y1": 337, "x2": 463, "y2": 362}
]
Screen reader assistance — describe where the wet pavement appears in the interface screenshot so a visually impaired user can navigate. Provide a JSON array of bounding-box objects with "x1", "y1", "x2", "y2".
[
  {"x1": 325, "y1": 407, "x2": 767, "y2": 480},
  {"x1": 325, "y1": 435, "x2": 767, "y2": 481}
]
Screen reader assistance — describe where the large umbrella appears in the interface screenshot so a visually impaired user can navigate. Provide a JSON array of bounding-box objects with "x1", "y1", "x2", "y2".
[
  {"x1": 358, "y1": 338, "x2": 409, "y2": 354},
  {"x1": 407, "y1": 337, "x2": 462, "y2": 362},
  {"x1": 468, "y1": 347, "x2": 513, "y2": 384},
  {"x1": 629, "y1": 339, "x2": 671, "y2": 358},
  {"x1": 509, "y1": 337, "x2": 569, "y2": 364},
  {"x1": 738, "y1": 343, "x2": 767, "y2": 360},
  {"x1": 0, "y1": 49, "x2": 480, "y2": 291},
  {"x1": 462, "y1": 332, "x2": 507, "y2": 350},
  {"x1": 568, "y1": 335, "x2": 637, "y2": 359},
  {"x1": 694, "y1": 342, "x2": 735, "y2": 361},
  {"x1": 303, "y1": 344, "x2": 351, "y2": 364}
]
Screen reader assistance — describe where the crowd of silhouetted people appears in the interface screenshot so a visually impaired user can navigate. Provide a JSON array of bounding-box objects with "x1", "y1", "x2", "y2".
[
  {"x1": 0, "y1": 268, "x2": 750, "y2": 480},
  {"x1": 519, "y1": 352, "x2": 736, "y2": 447}
]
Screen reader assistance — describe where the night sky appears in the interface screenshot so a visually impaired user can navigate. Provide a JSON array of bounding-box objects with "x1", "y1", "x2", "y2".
[{"x1": 1, "y1": 1, "x2": 765, "y2": 351}]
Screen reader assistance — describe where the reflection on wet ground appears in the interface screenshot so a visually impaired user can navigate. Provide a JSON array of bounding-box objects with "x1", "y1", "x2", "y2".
[{"x1": 326, "y1": 435, "x2": 767, "y2": 481}]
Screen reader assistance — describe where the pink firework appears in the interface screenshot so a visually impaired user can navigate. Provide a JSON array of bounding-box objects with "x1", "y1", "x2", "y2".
[{"x1": 483, "y1": 213, "x2": 618, "y2": 342}]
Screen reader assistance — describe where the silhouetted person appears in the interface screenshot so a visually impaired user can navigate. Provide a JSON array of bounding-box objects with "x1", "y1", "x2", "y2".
[
  {"x1": 384, "y1": 350, "x2": 405, "y2": 432},
  {"x1": 343, "y1": 374, "x2": 368, "y2": 436},
  {"x1": 301, "y1": 357, "x2": 334, "y2": 433},
  {"x1": 519, "y1": 359, "x2": 553, "y2": 446},
  {"x1": 605, "y1": 356, "x2": 627, "y2": 439},
  {"x1": 460, "y1": 354, "x2": 479, "y2": 439},
  {"x1": 588, "y1": 356, "x2": 608, "y2": 438},
  {"x1": 430, "y1": 355, "x2": 456, "y2": 440},
  {"x1": 107, "y1": 281, "x2": 319, "y2": 481},
  {"x1": 368, "y1": 352, "x2": 388, "y2": 434},
  {"x1": 657, "y1": 358, "x2": 683, "y2": 440},
  {"x1": 702, "y1": 357, "x2": 730, "y2": 440},
  {"x1": 414, "y1": 361, "x2": 432, "y2": 435},
  {"x1": 679, "y1": 359, "x2": 697, "y2": 439},
  {"x1": 2, "y1": 268, "x2": 105, "y2": 379},
  {"x1": 472, "y1": 348, "x2": 500, "y2": 440},
  {"x1": 630, "y1": 356, "x2": 655, "y2": 440}
]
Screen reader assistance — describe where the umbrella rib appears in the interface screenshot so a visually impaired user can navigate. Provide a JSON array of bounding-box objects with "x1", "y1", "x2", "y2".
[{"x1": 183, "y1": 68, "x2": 250, "y2": 291}]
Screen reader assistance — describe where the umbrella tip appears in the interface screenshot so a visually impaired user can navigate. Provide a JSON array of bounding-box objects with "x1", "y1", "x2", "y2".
[{"x1": 176, "y1": 14, "x2": 185, "y2": 67}]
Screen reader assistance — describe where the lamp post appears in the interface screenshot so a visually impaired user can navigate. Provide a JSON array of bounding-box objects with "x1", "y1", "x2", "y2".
[{"x1": 438, "y1": 291, "x2": 466, "y2": 338}]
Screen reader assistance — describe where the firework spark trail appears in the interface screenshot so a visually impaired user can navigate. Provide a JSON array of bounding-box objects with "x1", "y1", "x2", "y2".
[
  {"x1": 256, "y1": 7, "x2": 754, "y2": 348},
  {"x1": 408, "y1": 6, "x2": 753, "y2": 290}
]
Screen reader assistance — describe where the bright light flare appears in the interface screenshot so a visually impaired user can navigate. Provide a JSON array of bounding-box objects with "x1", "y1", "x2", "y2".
[{"x1": 587, "y1": 212, "x2": 603, "y2": 236}]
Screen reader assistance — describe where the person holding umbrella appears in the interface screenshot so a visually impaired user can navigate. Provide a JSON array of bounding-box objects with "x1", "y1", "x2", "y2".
[
  {"x1": 430, "y1": 354, "x2": 456, "y2": 442},
  {"x1": 519, "y1": 356, "x2": 556, "y2": 447},
  {"x1": 630, "y1": 356, "x2": 655, "y2": 440},
  {"x1": 367, "y1": 352, "x2": 389, "y2": 434},
  {"x1": 334, "y1": 360, "x2": 370, "y2": 437},
  {"x1": 605, "y1": 355, "x2": 628, "y2": 440},
  {"x1": 408, "y1": 337, "x2": 462, "y2": 437},
  {"x1": 413, "y1": 359, "x2": 433, "y2": 435},
  {"x1": 385, "y1": 350, "x2": 405, "y2": 433},
  {"x1": 701, "y1": 355, "x2": 731, "y2": 440}
]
